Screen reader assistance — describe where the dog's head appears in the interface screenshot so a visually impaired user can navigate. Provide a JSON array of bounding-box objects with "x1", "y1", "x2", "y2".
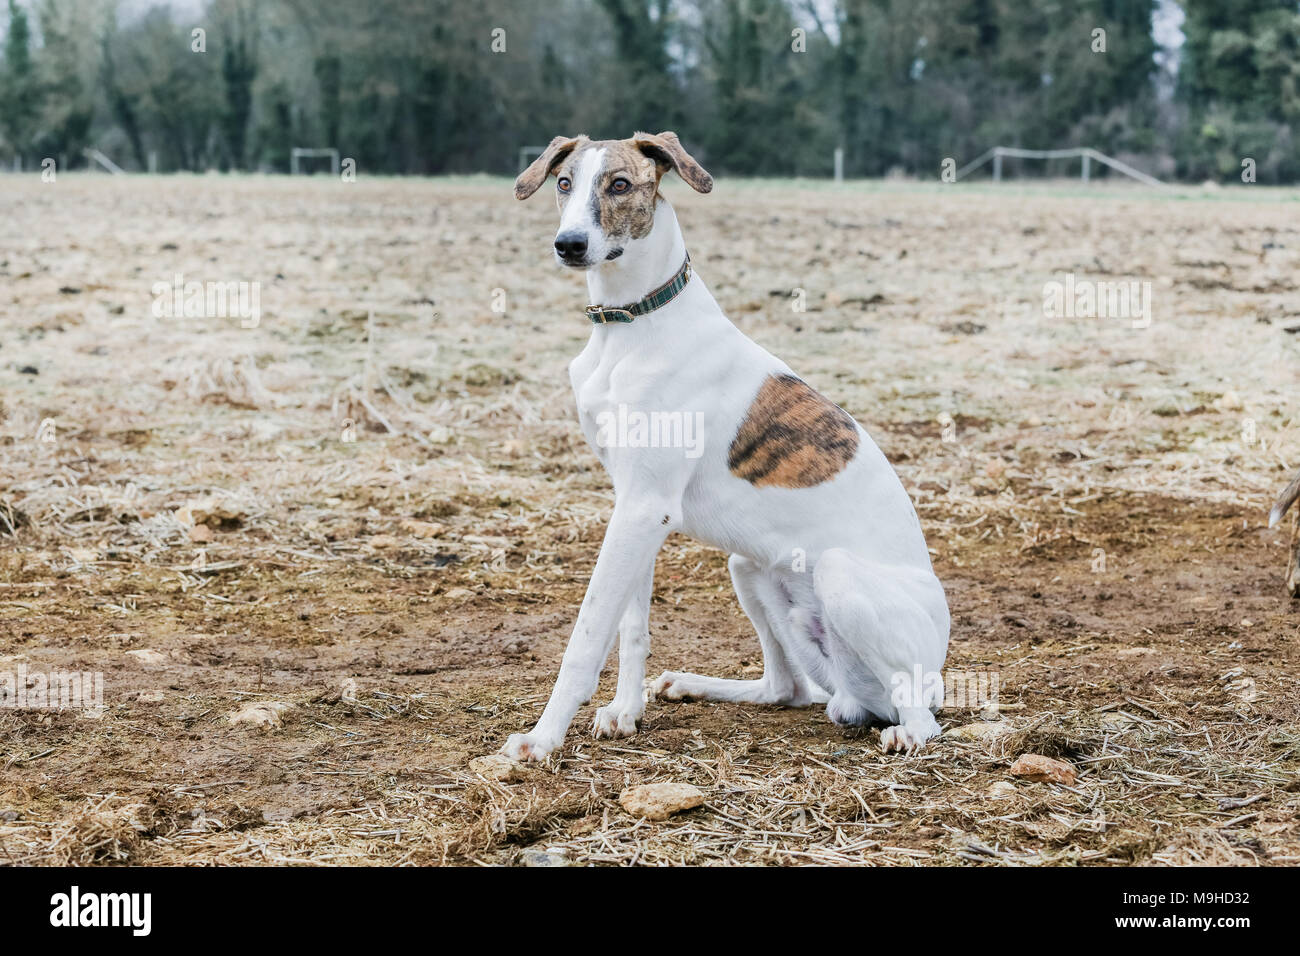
[{"x1": 514, "y1": 131, "x2": 712, "y2": 270}]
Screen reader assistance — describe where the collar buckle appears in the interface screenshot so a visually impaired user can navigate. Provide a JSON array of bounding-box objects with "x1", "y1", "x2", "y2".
[{"x1": 586, "y1": 305, "x2": 634, "y2": 325}]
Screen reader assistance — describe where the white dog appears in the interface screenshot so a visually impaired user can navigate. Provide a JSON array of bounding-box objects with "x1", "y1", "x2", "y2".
[{"x1": 502, "y1": 131, "x2": 949, "y2": 761}]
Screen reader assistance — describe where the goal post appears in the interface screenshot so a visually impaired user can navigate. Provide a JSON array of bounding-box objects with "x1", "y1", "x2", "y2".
[
  {"x1": 518, "y1": 146, "x2": 545, "y2": 172},
  {"x1": 953, "y1": 146, "x2": 1166, "y2": 187},
  {"x1": 291, "y1": 147, "x2": 340, "y2": 176},
  {"x1": 83, "y1": 147, "x2": 125, "y2": 175}
]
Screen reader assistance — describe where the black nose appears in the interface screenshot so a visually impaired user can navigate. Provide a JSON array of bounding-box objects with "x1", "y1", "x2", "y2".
[{"x1": 555, "y1": 232, "x2": 588, "y2": 261}]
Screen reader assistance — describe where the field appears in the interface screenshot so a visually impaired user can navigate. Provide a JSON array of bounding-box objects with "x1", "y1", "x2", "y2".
[{"x1": 2, "y1": 173, "x2": 1299, "y2": 866}]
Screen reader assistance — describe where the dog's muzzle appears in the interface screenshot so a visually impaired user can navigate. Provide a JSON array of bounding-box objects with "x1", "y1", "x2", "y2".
[{"x1": 554, "y1": 231, "x2": 588, "y2": 265}]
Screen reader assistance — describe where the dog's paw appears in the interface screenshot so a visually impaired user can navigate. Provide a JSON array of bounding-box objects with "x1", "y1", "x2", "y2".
[
  {"x1": 501, "y1": 732, "x2": 556, "y2": 763},
  {"x1": 879, "y1": 722, "x2": 936, "y2": 755},
  {"x1": 592, "y1": 703, "x2": 641, "y2": 739},
  {"x1": 651, "y1": 671, "x2": 691, "y2": 701}
]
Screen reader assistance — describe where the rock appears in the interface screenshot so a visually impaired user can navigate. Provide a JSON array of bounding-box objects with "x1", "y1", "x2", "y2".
[
  {"x1": 947, "y1": 721, "x2": 1010, "y2": 741},
  {"x1": 136, "y1": 690, "x2": 166, "y2": 704},
  {"x1": 125, "y1": 648, "x2": 168, "y2": 666},
  {"x1": 368, "y1": 534, "x2": 399, "y2": 549},
  {"x1": 520, "y1": 848, "x2": 569, "y2": 867},
  {"x1": 229, "y1": 700, "x2": 293, "y2": 729},
  {"x1": 1215, "y1": 390, "x2": 1243, "y2": 412},
  {"x1": 987, "y1": 781, "x2": 1018, "y2": 798},
  {"x1": 189, "y1": 524, "x2": 214, "y2": 544},
  {"x1": 177, "y1": 495, "x2": 245, "y2": 527},
  {"x1": 469, "y1": 754, "x2": 521, "y2": 782},
  {"x1": 400, "y1": 519, "x2": 445, "y2": 538},
  {"x1": 1009, "y1": 754, "x2": 1077, "y2": 785},
  {"x1": 67, "y1": 548, "x2": 98, "y2": 564},
  {"x1": 618, "y1": 782, "x2": 705, "y2": 821},
  {"x1": 444, "y1": 587, "x2": 475, "y2": 601},
  {"x1": 984, "y1": 459, "x2": 1005, "y2": 479}
]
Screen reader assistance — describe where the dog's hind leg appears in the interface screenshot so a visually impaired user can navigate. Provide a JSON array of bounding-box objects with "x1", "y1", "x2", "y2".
[
  {"x1": 652, "y1": 555, "x2": 828, "y2": 706},
  {"x1": 1288, "y1": 515, "x2": 1300, "y2": 599},
  {"x1": 593, "y1": 563, "x2": 653, "y2": 738},
  {"x1": 813, "y1": 548, "x2": 948, "y2": 753}
]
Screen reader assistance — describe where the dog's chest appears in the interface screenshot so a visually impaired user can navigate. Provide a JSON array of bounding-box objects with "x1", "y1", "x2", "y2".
[
  {"x1": 569, "y1": 346, "x2": 619, "y2": 466},
  {"x1": 568, "y1": 335, "x2": 688, "y2": 471},
  {"x1": 574, "y1": 372, "x2": 610, "y2": 440}
]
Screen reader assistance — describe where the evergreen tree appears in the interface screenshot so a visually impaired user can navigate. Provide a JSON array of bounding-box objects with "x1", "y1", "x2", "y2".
[
  {"x1": 1179, "y1": 0, "x2": 1300, "y2": 181},
  {"x1": 36, "y1": 0, "x2": 93, "y2": 166},
  {"x1": 1, "y1": 0, "x2": 40, "y2": 162}
]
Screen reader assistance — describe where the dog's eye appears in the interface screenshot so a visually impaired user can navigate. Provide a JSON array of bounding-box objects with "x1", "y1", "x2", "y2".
[
  {"x1": 557, "y1": 177, "x2": 571, "y2": 193},
  {"x1": 610, "y1": 178, "x2": 630, "y2": 194}
]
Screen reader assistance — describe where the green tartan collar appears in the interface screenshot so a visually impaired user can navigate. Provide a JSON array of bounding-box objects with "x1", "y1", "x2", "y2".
[{"x1": 585, "y1": 253, "x2": 692, "y2": 324}]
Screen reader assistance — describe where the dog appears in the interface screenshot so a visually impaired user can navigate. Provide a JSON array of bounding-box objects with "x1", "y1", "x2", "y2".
[
  {"x1": 501, "y1": 131, "x2": 950, "y2": 762},
  {"x1": 1270, "y1": 468, "x2": 1300, "y2": 597}
]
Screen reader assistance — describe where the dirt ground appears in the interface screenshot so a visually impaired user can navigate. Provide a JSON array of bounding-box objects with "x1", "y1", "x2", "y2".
[{"x1": 2, "y1": 174, "x2": 1298, "y2": 865}]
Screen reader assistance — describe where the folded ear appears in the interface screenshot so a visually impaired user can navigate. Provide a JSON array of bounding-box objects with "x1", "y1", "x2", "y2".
[
  {"x1": 633, "y1": 131, "x2": 713, "y2": 193},
  {"x1": 514, "y1": 135, "x2": 583, "y2": 200}
]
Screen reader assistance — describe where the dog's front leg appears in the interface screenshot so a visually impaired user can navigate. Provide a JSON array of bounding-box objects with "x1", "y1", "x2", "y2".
[
  {"x1": 592, "y1": 561, "x2": 654, "y2": 739},
  {"x1": 502, "y1": 502, "x2": 675, "y2": 761}
]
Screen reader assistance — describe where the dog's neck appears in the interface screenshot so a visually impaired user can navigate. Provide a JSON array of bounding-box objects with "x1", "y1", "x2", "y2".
[{"x1": 586, "y1": 198, "x2": 688, "y2": 310}]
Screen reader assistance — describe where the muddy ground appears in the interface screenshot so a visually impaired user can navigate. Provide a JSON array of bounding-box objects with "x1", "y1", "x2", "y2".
[{"x1": 1, "y1": 175, "x2": 1298, "y2": 865}]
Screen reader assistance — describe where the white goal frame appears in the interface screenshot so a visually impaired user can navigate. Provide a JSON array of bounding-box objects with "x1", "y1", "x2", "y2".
[
  {"x1": 954, "y1": 146, "x2": 1166, "y2": 187},
  {"x1": 291, "y1": 147, "x2": 340, "y2": 176},
  {"x1": 518, "y1": 146, "x2": 545, "y2": 172},
  {"x1": 83, "y1": 147, "x2": 125, "y2": 175}
]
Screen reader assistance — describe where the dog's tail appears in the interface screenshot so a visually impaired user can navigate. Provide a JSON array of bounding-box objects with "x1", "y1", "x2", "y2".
[{"x1": 1269, "y1": 468, "x2": 1300, "y2": 529}]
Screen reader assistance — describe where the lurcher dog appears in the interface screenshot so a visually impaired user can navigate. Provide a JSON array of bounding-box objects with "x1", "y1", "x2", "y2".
[{"x1": 502, "y1": 132, "x2": 950, "y2": 761}]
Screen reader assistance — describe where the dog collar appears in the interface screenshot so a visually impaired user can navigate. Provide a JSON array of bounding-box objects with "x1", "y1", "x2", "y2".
[{"x1": 585, "y1": 254, "x2": 691, "y2": 325}]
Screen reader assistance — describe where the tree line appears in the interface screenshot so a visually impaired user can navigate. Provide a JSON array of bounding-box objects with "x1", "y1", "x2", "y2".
[{"x1": 2, "y1": 0, "x2": 1298, "y2": 182}]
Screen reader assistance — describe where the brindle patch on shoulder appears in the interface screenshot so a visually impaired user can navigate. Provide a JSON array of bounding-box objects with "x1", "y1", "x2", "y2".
[{"x1": 728, "y1": 374, "x2": 860, "y2": 488}]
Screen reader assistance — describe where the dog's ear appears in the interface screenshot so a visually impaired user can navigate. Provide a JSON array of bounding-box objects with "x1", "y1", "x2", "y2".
[
  {"x1": 633, "y1": 131, "x2": 713, "y2": 193},
  {"x1": 515, "y1": 135, "x2": 583, "y2": 200}
]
